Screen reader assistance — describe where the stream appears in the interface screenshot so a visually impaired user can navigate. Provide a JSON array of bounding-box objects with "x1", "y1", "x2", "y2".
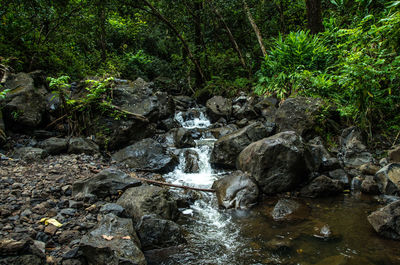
[{"x1": 161, "y1": 108, "x2": 400, "y2": 265}]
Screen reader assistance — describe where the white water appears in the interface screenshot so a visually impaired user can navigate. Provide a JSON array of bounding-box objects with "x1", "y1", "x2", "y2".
[{"x1": 163, "y1": 109, "x2": 242, "y2": 264}]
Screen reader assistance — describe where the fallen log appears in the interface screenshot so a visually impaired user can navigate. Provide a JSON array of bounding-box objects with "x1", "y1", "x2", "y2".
[{"x1": 129, "y1": 173, "x2": 215, "y2": 193}]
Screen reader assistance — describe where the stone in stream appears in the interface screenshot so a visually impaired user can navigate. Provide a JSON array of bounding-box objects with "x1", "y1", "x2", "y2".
[
  {"x1": 117, "y1": 185, "x2": 178, "y2": 222},
  {"x1": 112, "y1": 138, "x2": 178, "y2": 173},
  {"x1": 173, "y1": 128, "x2": 196, "y2": 148},
  {"x1": 210, "y1": 121, "x2": 275, "y2": 169},
  {"x1": 374, "y1": 163, "x2": 400, "y2": 195},
  {"x1": 79, "y1": 213, "x2": 146, "y2": 265},
  {"x1": 212, "y1": 171, "x2": 259, "y2": 209},
  {"x1": 237, "y1": 131, "x2": 313, "y2": 194},
  {"x1": 300, "y1": 175, "x2": 344, "y2": 198},
  {"x1": 368, "y1": 200, "x2": 400, "y2": 240},
  {"x1": 183, "y1": 149, "x2": 200, "y2": 173},
  {"x1": 270, "y1": 199, "x2": 310, "y2": 222},
  {"x1": 135, "y1": 214, "x2": 186, "y2": 250},
  {"x1": 206, "y1": 96, "x2": 232, "y2": 122},
  {"x1": 72, "y1": 168, "x2": 141, "y2": 198},
  {"x1": 68, "y1": 137, "x2": 99, "y2": 155}
]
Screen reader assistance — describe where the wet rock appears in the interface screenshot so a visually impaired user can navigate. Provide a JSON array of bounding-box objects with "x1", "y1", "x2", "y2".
[
  {"x1": 112, "y1": 138, "x2": 178, "y2": 173},
  {"x1": 212, "y1": 171, "x2": 259, "y2": 209},
  {"x1": 361, "y1": 176, "x2": 380, "y2": 195},
  {"x1": 135, "y1": 214, "x2": 186, "y2": 250},
  {"x1": 38, "y1": 137, "x2": 68, "y2": 155},
  {"x1": 265, "y1": 238, "x2": 292, "y2": 252},
  {"x1": 315, "y1": 255, "x2": 374, "y2": 265},
  {"x1": 99, "y1": 203, "x2": 127, "y2": 217},
  {"x1": 173, "y1": 96, "x2": 196, "y2": 110},
  {"x1": 271, "y1": 199, "x2": 309, "y2": 222},
  {"x1": 2, "y1": 72, "x2": 47, "y2": 131},
  {"x1": 206, "y1": 96, "x2": 232, "y2": 122},
  {"x1": 79, "y1": 213, "x2": 146, "y2": 265},
  {"x1": 338, "y1": 127, "x2": 374, "y2": 168},
  {"x1": 173, "y1": 128, "x2": 196, "y2": 148},
  {"x1": 72, "y1": 168, "x2": 141, "y2": 198},
  {"x1": 307, "y1": 137, "x2": 339, "y2": 172},
  {"x1": 254, "y1": 97, "x2": 278, "y2": 122},
  {"x1": 13, "y1": 147, "x2": 48, "y2": 161},
  {"x1": 211, "y1": 122, "x2": 274, "y2": 169},
  {"x1": 359, "y1": 163, "x2": 380, "y2": 175},
  {"x1": 389, "y1": 145, "x2": 400, "y2": 163},
  {"x1": 274, "y1": 97, "x2": 326, "y2": 138},
  {"x1": 328, "y1": 169, "x2": 349, "y2": 186},
  {"x1": 143, "y1": 246, "x2": 183, "y2": 265},
  {"x1": 207, "y1": 124, "x2": 238, "y2": 139},
  {"x1": 183, "y1": 149, "x2": 200, "y2": 173},
  {"x1": 232, "y1": 97, "x2": 259, "y2": 121},
  {"x1": 238, "y1": 131, "x2": 313, "y2": 194},
  {"x1": 300, "y1": 175, "x2": 343, "y2": 198},
  {"x1": 374, "y1": 163, "x2": 400, "y2": 195},
  {"x1": 117, "y1": 185, "x2": 178, "y2": 222},
  {"x1": 368, "y1": 200, "x2": 400, "y2": 240},
  {"x1": 68, "y1": 137, "x2": 99, "y2": 155}
]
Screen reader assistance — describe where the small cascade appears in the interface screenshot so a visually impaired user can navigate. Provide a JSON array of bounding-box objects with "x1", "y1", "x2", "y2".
[{"x1": 162, "y1": 108, "x2": 242, "y2": 264}]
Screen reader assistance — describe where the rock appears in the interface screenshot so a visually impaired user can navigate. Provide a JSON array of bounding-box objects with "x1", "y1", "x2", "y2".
[
  {"x1": 68, "y1": 137, "x2": 99, "y2": 155},
  {"x1": 265, "y1": 238, "x2": 292, "y2": 252},
  {"x1": 135, "y1": 214, "x2": 186, "y2": 250},
  {"x1": 338, "y1": 127, "x2": 374, "y2": 168},
  {"x1": 207, "y1": 124, "x2": 238, "y2": 139},
  {"x1": 211, "y1": 122, "x2": 274, "y2": 169},
  {"x1": 13, "y1": 147, "x2": 47, "y2": 161},
  {"x1": 274, "y1": 97, "x2": 326, "y2": 138},
  {"x1": 79, "y1": 213, "x2": 146, "y2": 265},
  {"x1": 117, "y1": 185, "x2": 178, "y2": 222},
  {"x1": 254, "y1": 96, "x2": 278, "y2": 122},
  {"x1": 183, "y1": 149, "x2": 200, "y2": 173},
  {"x1": 44, "y1": 224, "x2": 58, "y2": 235},
  {"x1": 359, "y1": 163, "x2": 380, "y2": 175},
  {"x1": 173, "y1": 128, "x2": 196, "y2": 148},
  {"x1": 271, "y1": 199, "x2": 309, "y2": 222},
  {"x1": 206, "y1": 96, "x2": 232, "y2": 122},
  {"x1": 211, "y1": 171, "x2": 259, "y2": 209},
  {"x1": 389, "y1": 145, "x2": 400, "y2": 163},
  {"x1": 361, "y1": 176, "x2": 380, "y2": 195},
  {"x1": 232, "y1": 97, "x2": 259, "y2": 121},
  {"x1": 368, "y1": 200, "x2": 400, "y2": 240},
  {"x1": 100, "y1": 203, "x2": 127, "y2": 217},
  {"x1": 374, "y1": 163, "x2": 400, "y2": 195},
  {"x1": 2, "y1": 72, "x2": 48, "y2": 131},
  {"x1": 307, "y1": 137, "x2": 338, "y2": 172},
  {"x1": 72, "y1": 168, "x2": 141, "y2": 198},
  {"x1": 112, "y1": 138, "x2": 178, "y2": 173},
  {"x1": 237, "y1": 131, "x2": 313, "y2": 194},
  {"x1": 328, "y1": 169, "x2": 349, "y2": 186},
  {"x1": 379, "y1": 157, "x2": 389, "y2": 167},
  {"x1": 315, "y1": 255, "x2": 373, "y2": 265},
  {"x1": 38, "y1": 137, "x2": 68, "y2": 155},
  {"x1": 173, "y1": 96, "x2": 196, "y2": 110},
  {"x1": 300, "y1": 175, "x2": 343, "y2": 198},
  {"x1": 58, "y1": 230, "x2": 80, "y2": 244},
  {"x1": 0, "y1": 238, "x2": 45, "y2": 264}
]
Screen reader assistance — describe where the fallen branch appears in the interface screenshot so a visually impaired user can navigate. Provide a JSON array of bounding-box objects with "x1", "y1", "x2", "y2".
[
  {"x1": 106, "y1": 103, "x2": 149, "y2": 123},
  {"x1": 129, "y1": 173, "x2": 215, "y2": 193}
]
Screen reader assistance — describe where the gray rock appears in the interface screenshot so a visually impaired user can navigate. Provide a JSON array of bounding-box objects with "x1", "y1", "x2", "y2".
[
  {"x1": 232, "y1": 97, "x2": 259, "y2": 121},
  {"x1": 271, "y1": 199, "x2": 309, "y2": 222},
  {"x1": 368, "y1": 200, "x2": 400, "y2": 240},
  {"x1": 338, "y1": 127, "x2": 374, "y2": 168},
  {"x1": 173, "y1": 128, "x2": 196, "y2": 148},
  {"x1": 68, "y1": 137, "x2": 99, "y2": 155},
  {"x1": 13, "y1": 147, "x2": 47, "y2": 161},
  {"x1": 183, "y1": 149, "x2": 200, "y2": 173},
  {"x1": 135, "y1": 214, "x2": 186, "y2": 250},
  {"x1": 206, "y1": 96, "x2": 232, "y2": 122},
  {"x1": 237, "y1": 131, "x2": 313, "y2": 194},
  {"x1": 211, "y1": 122, "x2": 274, "y2": 169},
  {"x1": 328, "y1": 169, "x2": 349, "y2": 186},
  {"x1": 38, "y1": 137, "x2": 68, "y2": 155},
  {"x1": 300, "y1": 175, "x2": 343, "y2": 198},
  {"x1": 361, "y1": 176, "x2": 380, "y2": 195},
  {"x1": 72, "y1": 168, "x2": 141, "y2": 198},
  {"x1": 254, "y1": 97, "x2": 278, "y2": 122},
  {"x1": 112, "y1": 138, "x2": 178, "y2": 173},
  {"x1": 374, "y1": 163, "x2": 400, "y2": 195},
  {"x1": 100, "y1": 203, "x2": 127, "y2": 217},
  {"x1": 207, "y1": 124, "x2": 238, "y2": 139},
  {"x1": 117, "y1": 185, "x2": 178, "y2": 222},
  {"x1": 212, "y1": 171, "x2": 259, "y2": 209},
  {"x1": 80, "y1": 213, "x2": 146, "y2": 265}
]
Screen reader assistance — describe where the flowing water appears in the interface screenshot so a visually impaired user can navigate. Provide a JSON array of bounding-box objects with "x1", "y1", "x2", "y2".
[{"x1": 161, "y1": 109, "x2": 400, "y2": 265}]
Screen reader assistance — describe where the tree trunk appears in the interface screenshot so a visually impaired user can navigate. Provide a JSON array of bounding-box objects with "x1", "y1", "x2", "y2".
[
  {"x1": 242, "y1": 0, "x2": 267, "y2": 58},
  {"x1": 305, "y1": 0, "x2": 324, "y2": 34},
  {"x1": 141, "y1": 0, "x2": 206, "y2": 85}
]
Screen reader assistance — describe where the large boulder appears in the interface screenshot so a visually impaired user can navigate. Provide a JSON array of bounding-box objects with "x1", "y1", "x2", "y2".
[
  {"x1": 38, "y1": 137, "x2": 68, "y2": 155},
  {"x1": 338, "y1": 127, "x2": 374, "y2": 168},
  {"x1": 237, "y1": 131, "x2": 313, "y2": 194},
  {"x1": 135, "y1": 214, "x2": 186, "y2": 250},
  {"x1": 117, "y1": 185, "x2": 178, "y2": 222},
  {"x1": 72, "y1": 168, "x2": 141, "y2": 198},
  {"x1": 206, "y1": 96, "x2": 232, "y2": 122},
  {"x1": 80, "y1": 213, "x2": 146, "y2": 265},
  {"x1": 300, "y1": 175, "x2": 343, "y2": 198},
  {"x1": 374, "y1": 163, "x2": 400, "y2": 195},
  {"x1": 211, "y1": 171, "x2": 259, "y2": 209},
  {"x1": 232, "y1": 96, "x2": 259, "y2": 121},
  {"x1": 210, "y1": 122, "x2": 275, "y2": 169},
  {"x1": 2, "y1": 72, "x2": 48, "y2": 131},
  {"x1": 68, "y1": 137, "x2": 99, "y2": 155},
  {"x1": 368, "y1": 200, "x2": 400, "y2": 240},
  {"x1": 274, "y1": 97, "x2": 326, "y2": 138},
  {"x1": 112, "y1": 138, "x2": 178, "y2": 173}
]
